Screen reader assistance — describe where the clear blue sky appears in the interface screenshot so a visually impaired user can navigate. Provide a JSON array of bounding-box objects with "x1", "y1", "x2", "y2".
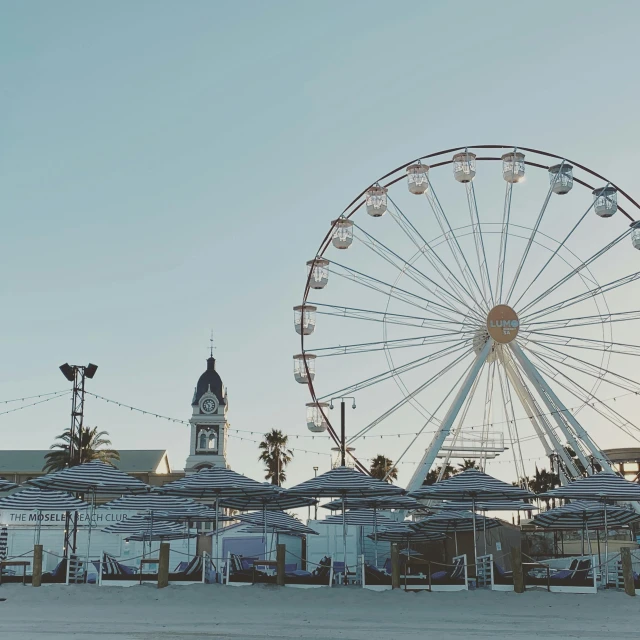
[{"x1": 2, "y1": 1, "x2": 640, "y2": 487}]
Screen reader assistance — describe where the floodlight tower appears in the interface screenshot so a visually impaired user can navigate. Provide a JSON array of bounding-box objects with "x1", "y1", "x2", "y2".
[{"x1": 59, "y1": 363, "x2": 98, "y2": 466}]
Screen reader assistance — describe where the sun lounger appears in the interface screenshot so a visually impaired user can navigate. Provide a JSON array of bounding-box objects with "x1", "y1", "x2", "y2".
[
  {"x1": 227, "y1": 554, "x2": 332, "y2": 588},
  {"x1": 526, "y1": 558, "x2": 596, "y2": 594}
]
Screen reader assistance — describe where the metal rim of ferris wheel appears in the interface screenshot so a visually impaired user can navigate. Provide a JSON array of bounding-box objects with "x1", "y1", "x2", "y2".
[{"x1": 293, "y1": 145, "x2": 640, "y2": 491}]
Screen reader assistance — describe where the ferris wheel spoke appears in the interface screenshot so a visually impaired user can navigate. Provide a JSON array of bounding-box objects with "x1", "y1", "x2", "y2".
[
  {"x1": 521, "y1": 270, "x2": 640, "y2": 324},
  {"x1": 311, "y1": 332, "x2": 470, "y2": 357},
  {"x1": 465, "y1": 183, "x2": 495, "y2": 307},
  {"x1": 496, "y1": 362, "x2": 527, "y2": 485},
  {"x1": 495, "y1": 180, "x2": 514, "y2": 303},
  {"x1": 480, "y1": 360, "x2": 496, "y2": 471},
  {"x1": 310, "y1": 303, "x2": 476, "y2": 332},
  {"x1": 346, "y1": 347, "x2": 474, "y2": 444},
  {"x1": 352, "y1": 224, "x2": 485, "y2": 322},
  {"x1": 521, "y1": 341, "x2": 640, "y2": 395},
  {"x1": 518, "y1": 228, "x2": 633, "y2": 317},
  {"x1": 505, "y1": 170, "x2": 561, "y2": 305},
  {"x1": 317, "y1": 341, "x2": 471, "y2": 401},
  {"x1": 424, "y1": 181, "x2": 489, "y2": 311},
  {"x1": 523, "y1": 332, "x2": 640, "y2": 356},
  {"x1": 328, "y1": 261, "x2": 465, "y2": 322},
  {"x1": 525, "y1": 336, "x2": 640, "y2": 358},
  {"x1": 511, "y1": 192, "x2": 603, "y2": 310},
  {"x1": 386, "y1": 355, "x2": 483, "y2": 477},
  {"x1": 524, "y1": 310, "x2": 640, "y2": 332},
  {"x1": 525, "y1": 349, "x2": 640, "y2": 443},
  {"x1": 386, "y1": 195, "x2": 484, "y2": 314}
]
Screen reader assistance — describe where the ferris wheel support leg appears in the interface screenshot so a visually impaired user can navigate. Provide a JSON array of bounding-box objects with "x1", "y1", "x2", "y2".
[
  {"x1": 509, "y1": 343, "x2": 615, "y2": 476},
  {"x1": 499, "y1": 350, "x2": 580, "y2": 483},
  {"x1": 406, "y1": 340, "x2": 492, "y2": 493}
]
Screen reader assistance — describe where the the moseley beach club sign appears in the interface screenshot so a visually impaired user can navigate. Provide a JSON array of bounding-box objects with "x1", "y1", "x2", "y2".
[{"x1": 0, "y1": 510, "x2": 131, "y2": 526}]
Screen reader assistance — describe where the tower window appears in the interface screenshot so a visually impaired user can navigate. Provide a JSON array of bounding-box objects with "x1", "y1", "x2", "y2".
[{"x1": 197, "y1": 428, "x2": 218, "y2": 453}]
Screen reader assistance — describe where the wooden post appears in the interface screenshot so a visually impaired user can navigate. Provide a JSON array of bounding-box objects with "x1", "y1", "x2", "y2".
[
  {"x1": 391, "y1": 543, "x2": 400, "y2": 590},
  {"x1": 276, "y1": 544, "x2": 285, "y2": 587},
  {"x1": 157, "y1": 542, "x2": 170, "y2": 589},
  {"x1": 621, "y1": 547, "x2": 636, "y2": 597},
  {"x1": 511, "y1": 546, "x2": 525, "y2": 594},
  {"x1": 32, "y1": 545, "x2": 43, "y2": 588}
]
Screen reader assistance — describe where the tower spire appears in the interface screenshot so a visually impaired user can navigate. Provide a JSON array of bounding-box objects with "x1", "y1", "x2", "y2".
[{"x1": 209, "y1": 330, "x2": 215, "y2": 358}]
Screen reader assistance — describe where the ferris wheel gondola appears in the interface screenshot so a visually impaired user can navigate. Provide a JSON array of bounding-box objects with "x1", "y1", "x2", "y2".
[{"x1": 293, "y1": 145, "x2": 640, "y2": 490}]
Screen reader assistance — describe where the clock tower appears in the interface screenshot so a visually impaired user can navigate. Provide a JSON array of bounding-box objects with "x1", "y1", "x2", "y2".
[{"x1": 185, "y1": 356, "x2": 229, "y2": 473}]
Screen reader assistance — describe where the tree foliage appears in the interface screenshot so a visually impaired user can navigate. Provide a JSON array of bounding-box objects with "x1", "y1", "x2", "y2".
[
  {"x1": 258, "y1": 429, "x2": 293, "y2": 486},
  {"x1": 369, "y1": 455, "x2": 398, "y2": 483},
  {"x1": 43, "y1": 426, "x2": 119, "y2": 472}
]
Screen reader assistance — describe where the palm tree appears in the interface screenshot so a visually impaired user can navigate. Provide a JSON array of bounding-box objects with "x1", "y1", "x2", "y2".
[
  {"x1": 527, "y1": 466, "x2": 560, "y2": 509},
  {"x1": 423, "y1": 463, "x2": 457, "y2": 485},
  {"x1": 457, "y1": 459, "x2": 479, "y2": 472},
  {"x1": 43, "y1": 426, "x2": 119, "y2": 472},
  {"x1": 258, "y1": 429, "x2": 293, "y2": 486},
  {"x1": 369, "y1": 455, "x2": 398, "y2": 483}
]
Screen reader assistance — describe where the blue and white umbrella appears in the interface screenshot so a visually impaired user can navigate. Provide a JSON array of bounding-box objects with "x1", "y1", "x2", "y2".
[
  {"x1": 288, "y1": 467, "x2": 405, "y2": 573},
  {"x1": 159, "y1": 467, "x2": 277, "y2": 564},
  {"x1": 433, "y1": 500, "x2": 536, "y2": 512},
  {"x1": 0, "y1": 478, "x2": 18, "y2": 492},
  {"x1": 321, "y1": 495, "x2": 422, "y2": 512},
  {"x1": 102, "y1": 514, "x2": 196, "y2": 541},
  {"x1": 102, "y1": 494, "x2": 206, "y2": 513},
  {"x1": 236, "y1": 510, "x2": 318, "y2": 535},
  {"x1": 320, "y1": 510, "x2": 395, "y2": 528},
  {"x1": 533, "y1": 501, "x2": 640, "y2": 530},
  {"x1": 540, "y1": 473, "x2": 640, "y2": 583},
  {"x1": 28, "y1": 461, "x2": 150, "y2": 495},
  {"x1": 367, "y1": 522, "x2": 445, "y2": 543},
  {"x1": 409, "y1": 469, "x2": 533, "y2": 562},
  {"x1": 412, "y1": 510, "x2": 501, "y2": 555}
]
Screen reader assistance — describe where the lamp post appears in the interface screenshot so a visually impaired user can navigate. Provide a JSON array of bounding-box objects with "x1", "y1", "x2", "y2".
[{"x1": 330, "y1": 397, "x2": 356, "y2": 467}]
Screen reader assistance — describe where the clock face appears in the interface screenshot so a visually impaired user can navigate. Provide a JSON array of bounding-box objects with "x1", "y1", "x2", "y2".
[{"x1": 201, "y1": 398, "x2": 217, "y2": 414}]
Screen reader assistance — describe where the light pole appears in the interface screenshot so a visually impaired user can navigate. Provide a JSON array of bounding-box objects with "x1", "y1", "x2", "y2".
[
  {"x1": 59, "y1": 362, "x2": 97, "y2": 555},
  {"x1": 313, "y1": 466, "x2": 319, "y2": 520},
  {"x1": 329, "y1": 397, "x2": 356, "y2": 467},
  {"x1": 59, "y1": 363, "x2": 98, "y2": 467}
]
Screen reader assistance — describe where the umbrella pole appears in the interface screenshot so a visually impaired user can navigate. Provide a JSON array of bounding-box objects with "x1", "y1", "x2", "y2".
[
  {"x1": 454, "y1": 529, "x2": 458, "y2": 556},
  {"x1": 342, "y1": 495, "x2": 347, "y2": 582},
  {"x1": 604, "y1": 502, "x2": 609, "y2": 587},
  {"x1": 85, "y1": 491, "x2": 96, "y2": 582},
  {"x1": 374, "y1": 506, "x2": 378, "y2": 568},
  {"x1": 483, "y1": 509, "x2": 487, "y2": 556},
  {"x1": 471, "y1": 498, "x2": 478, "y2": 569},
  {"x1": 263, "y1": 503, "x2": 267, "y2": 559}
]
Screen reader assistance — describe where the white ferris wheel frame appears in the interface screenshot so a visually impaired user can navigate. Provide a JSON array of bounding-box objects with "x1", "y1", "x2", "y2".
[{"x1": 298, "y1": 145, "x2": 640, "y2": 490}]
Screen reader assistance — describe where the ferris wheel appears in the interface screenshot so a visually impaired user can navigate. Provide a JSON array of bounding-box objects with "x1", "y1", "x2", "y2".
[{"x1": 293, "y1": 145, "x2": 640, "y2": 492}]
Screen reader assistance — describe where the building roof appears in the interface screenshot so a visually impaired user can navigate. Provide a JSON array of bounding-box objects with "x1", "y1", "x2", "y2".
[
  {"x1": 192, "y1": 357, "x2": 225, "y2": 406},
  {"x1": 603, "y1": 448, "x2": 640, "y2": 463},
  {"x1": 0, "y1": 450, "x2": 171, "y2": 474}
]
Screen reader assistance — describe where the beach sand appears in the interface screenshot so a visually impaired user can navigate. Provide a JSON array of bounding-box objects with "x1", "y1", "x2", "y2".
[{"x1": 0, "y1": 584, "x2": 637, "y2": 639}]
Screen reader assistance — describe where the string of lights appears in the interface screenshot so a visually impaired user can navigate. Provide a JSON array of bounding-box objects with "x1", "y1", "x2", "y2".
[
  {"x1": 227, "y1": 432, "x2": 331, "y2": 457},
  {"x1": 0, "y1": 390, "x2": 69, "y2": 405},
  {"x1": 0, "y1": 391, "x2": 71, "y2": 417}
]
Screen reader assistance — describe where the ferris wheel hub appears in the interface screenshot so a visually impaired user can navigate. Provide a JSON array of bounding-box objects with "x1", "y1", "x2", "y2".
[{"x1": 487, "y1": 305, "x2": 520, "y2": 344}]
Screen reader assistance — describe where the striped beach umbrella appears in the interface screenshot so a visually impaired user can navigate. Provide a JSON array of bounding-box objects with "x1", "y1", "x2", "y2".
[
  {"x1": 533, "y1": 501, "x2": 640, "y2": 530},
  {"x1": 368, "y1": 522, "x2": 445, "y2": 543},
  {"x1": 28, "y1": 461, "x2": 150, "y2": 495},
  {"x1": 219, "y1": 490, "x2": 316, "y2": 511},
  {"x1": 102, "y1": 514, "x2": 194, "y2": 539},
  {"x1": 158, "y1": 467, "x2": 277, "y2": 564},
  {"x1": 409, "y1": 469, "x2": 533, "y2": 561},
  {"x1": 101, "y1": 494, "x2": 206, "y2": 513},
  {"x1": 0, "y1": 478, "x2": 18, "y2": 492},
  {"x1": 288, "y1": 467, "x2": 405, "y2": 573},
  {"x1": 237, "y1": 511, "x2": 318, "y2": 535},
  {"x1": 0, "y1": 487, "x2": 90, "y2": 511},
  {"x1": 288, "y1": 467, "x2": 405, "y2": 499},
  {"x1": 432, "y1": 500, "x2": 537, "y2": 512},
  {"x1": 153, "y1": 509, "x2": 233, "y2": 522},
  {"x1": 539, "y1": 471, "x2": 640, "y2": 583},
  {"x1": 321, "y1": 495, "x2": 422, "y2": 512},
  {"x1": 321, "y1": 510, "x2": 395, "y2": 528},
  {"x1": 540, "y1": 472, "x2": 640, "y2": 502}
]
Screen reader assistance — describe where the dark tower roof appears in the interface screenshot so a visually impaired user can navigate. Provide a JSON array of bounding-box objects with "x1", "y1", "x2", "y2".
[{"x1": 192, "y1": 357, "x2": 225, "y2": 406}]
